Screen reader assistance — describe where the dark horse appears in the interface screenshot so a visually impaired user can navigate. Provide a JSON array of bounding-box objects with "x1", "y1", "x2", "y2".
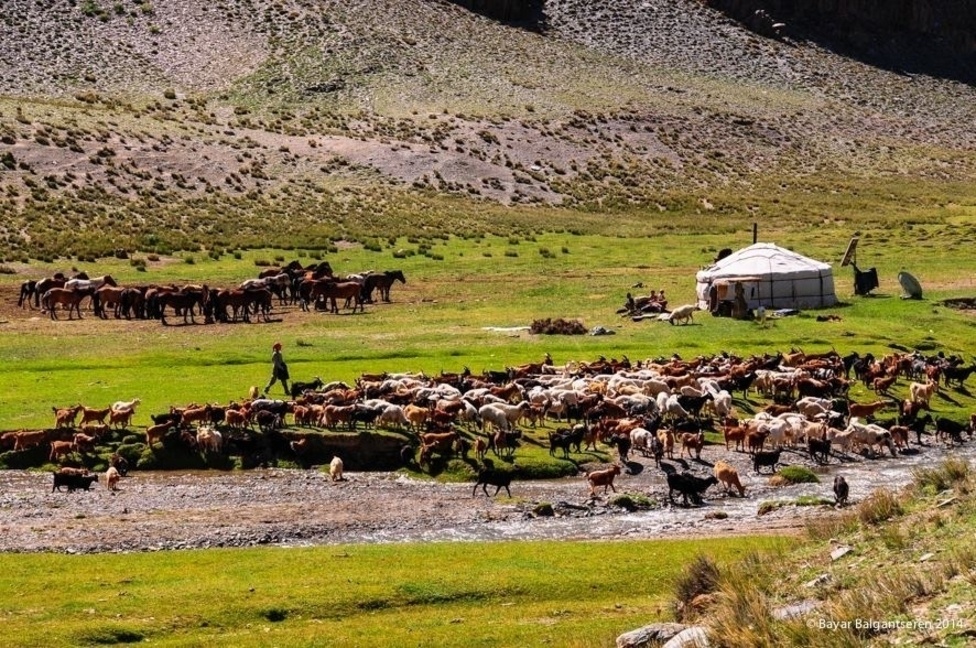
[
  {"x1": 363, "y1": 270, "x2": 406, "y2": 303},
  {"x1": 18, "y1": 280, "x2": 37, "y2": 309},
  {"x1": 156, "y1": 288, "x2": 207, "y2": 325}
]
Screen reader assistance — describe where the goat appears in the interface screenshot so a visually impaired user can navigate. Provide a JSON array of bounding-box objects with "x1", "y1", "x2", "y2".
[
  {"x1": 935, "y1": 417, "x2": 968, "y2": 445},
  {"x1": 657, "y1": 428, "x2": 675, "y2": 459},
  {"x1": 847, "y1": 399, "x2": 889, "y2": 422},
  {"x1": 473, "y1": 462, "x2": 513, "y2": 497},
  {"x1": 489, "y1": 429, "x2": 522, "y2": 458},
  {"x1": 678, "y1": 431, "x2": 705, "y2": 460},
  {"x1": 109, "y1": 407, "x2": 134, "y2": 429},
  {"x1": 49, "y1": 440, "x2": 75, "y2": 462},
  {"x1": 713, "y1": 460, "x2": 745, "y2": 497},
  {"x1": 111, "y1": 398, "x2": 141, "y2": 413},
  {"x1": 79, "y1": 406, "x2": 111, "y2": 426},
  {"x1": 105, "y1": 466, "x2": 121, "y2": 491},
  {"x1": 586, "y1": 464, "x2": 621, "y2": 496},
  {"x1": 145, "y1": 422, "x2": 173, "y2": 447},
  {"x1": 72, "y1": 432, "x2": 97, "y2": 454},
  {"x1": 833, "y1": 475, "x2": 849, "y2": 506},
  {"x1": 290, "y1": 377, "x2": 324, "y2": 399},
  {"x1": 666, "y1": 471, "x2": 718, "y2": 507},
  {"x1": 53, "y1": 405, "x2": 83, "y2": 429},
  {"x1": 808, "y1": 434, "x2": 831, "y2": 464},
  {"x1": 667, "y1": 304, "x2": 697, "y2": 325},
  {"x1": 752, "y1": 447, "x2": 782, "y2": 474},
  {"x1": 329, "y1": 456, "x2": 345, "y2": 482},
  {"x1": 909, "y1": 379, "x2": 938, "y2": 407}
]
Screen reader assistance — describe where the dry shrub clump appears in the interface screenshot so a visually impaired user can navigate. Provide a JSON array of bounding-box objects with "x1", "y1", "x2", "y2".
[
  {"x1": 856, "y1": 489, "x2": 904, "y2": 526},
  {"x1": 529, "y1": 318, "x2": 586, "y2": 335}
]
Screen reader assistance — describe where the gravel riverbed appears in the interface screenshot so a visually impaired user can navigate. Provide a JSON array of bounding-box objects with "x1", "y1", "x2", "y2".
[{"x1": 2, "y1": 438, "x2": 971, "y2": 554}]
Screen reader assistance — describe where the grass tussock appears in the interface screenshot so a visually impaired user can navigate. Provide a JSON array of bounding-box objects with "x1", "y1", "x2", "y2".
[
  {"x1": 673, "y1": 554, "x2": 721, "y2": 622},
  {"x1": 856, "y1": 489, "x2": 904, "y2": 526},
  {"x1": 693, "y1": 462, "x2": 976, "y2": 647},
  {"x1": 912, "y1": 457, "x2": 972, "y2": 494},
  {"x1": 775, "y1": 466, "x2": 820, "y2": 485}
]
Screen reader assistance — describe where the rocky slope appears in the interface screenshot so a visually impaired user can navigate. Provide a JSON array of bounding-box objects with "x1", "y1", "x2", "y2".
[{"x1": 0, "y1": 0, "x2": 974, "y2": 258}]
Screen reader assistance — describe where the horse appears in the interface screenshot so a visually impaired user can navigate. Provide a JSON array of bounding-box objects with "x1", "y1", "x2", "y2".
[
  {"x1": 301, "y1": 261, "x2": 334, "y2": 282},
  {"x1": 96, "y1": 285, "x2": 127, "y2": 319},
  {"x1": 64, "y1": 274, "x2": 117, "y2": 292},
  {"x1": 216, "y1": 288, "x2": 273, "y2": 323},
  {"x1": 364, "y1": 270, "x2": 406, "y2": 303},
  {"x1": 41, "y1": 287, "x2": 97, "y2": 320},
  {"x1": 156, "y1": 289, "x2": 206, "y2": 325},
  {"x1": 120, "y1": 287, "x2": 146, "y2": 319},
  {"x1": 33, "y1": 273, "x2": 71, "y2": 308},
  {"x1": 318, "y1": 280, "x2": 364, "y2": 314},
  {"x1": 17, "y1": 280, "x2": 37, "y2": 309}
]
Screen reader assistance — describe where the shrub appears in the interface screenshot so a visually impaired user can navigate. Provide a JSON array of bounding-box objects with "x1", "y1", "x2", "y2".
[
  {"x1": 912, "y1": 457, "x2": 971, "y2": 493},
  {"x1": 673, "y1": 555, "x2": 720, "y2": 621},
  {"x1": 857, "y1": 489, "x2": 904, "y2": 526}
]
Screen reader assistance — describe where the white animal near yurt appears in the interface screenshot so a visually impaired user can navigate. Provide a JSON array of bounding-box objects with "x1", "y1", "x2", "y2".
[{"x1": 696, "y1": 243, "x2": 838, "y2": 312}]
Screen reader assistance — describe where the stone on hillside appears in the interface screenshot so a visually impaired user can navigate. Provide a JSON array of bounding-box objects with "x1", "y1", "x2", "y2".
[
  {"x1": 830, "y1": 546, "x2": 852, "y2": 561},
  {"x1": 662, "y1": 626, "x2": 710, "y2": 648},
  {"x1": 616, "y1": 622, "x2": 687, "y2": 648}
]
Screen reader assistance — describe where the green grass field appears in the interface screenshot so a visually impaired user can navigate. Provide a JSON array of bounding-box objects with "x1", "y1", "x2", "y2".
[
  {"x1": 3, "y1": 218, "x2": 976, "y2": 430},
  {"x1": 0, "y1": 536, "x2": 789, "y2": 648}
]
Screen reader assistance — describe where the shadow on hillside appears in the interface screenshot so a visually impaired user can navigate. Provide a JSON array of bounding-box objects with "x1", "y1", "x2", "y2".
[
  {"x1": 448, "y1": 0, "x2": 548, "y2": 32},
  {"x1": 705, "y1": 0, "x2": 976, "y2": 84}
]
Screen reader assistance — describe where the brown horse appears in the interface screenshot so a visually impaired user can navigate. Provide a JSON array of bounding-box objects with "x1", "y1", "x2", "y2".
[
  {"x1": 317, "y1": 281, "x2": 364, "y2": 314},
  {"x1": 41, "y1": 287, "x2": 97, "y2": 320},
  {"x1": 96, "y1": 285, "x2": 127, "y2": 319}
]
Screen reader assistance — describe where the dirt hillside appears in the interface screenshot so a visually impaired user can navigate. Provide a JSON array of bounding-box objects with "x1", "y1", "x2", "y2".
[{"x1": 0, "y1": 0, "x2": 974, "y2": 258}]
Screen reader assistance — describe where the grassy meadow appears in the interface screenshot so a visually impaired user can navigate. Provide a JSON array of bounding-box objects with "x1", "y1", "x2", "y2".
[
  {"x1": 3, "y1": 208, "x2": 976, "y2": 430},
  {"x1": 0, "y1": 536, "x2": 789, "y2": 648}
]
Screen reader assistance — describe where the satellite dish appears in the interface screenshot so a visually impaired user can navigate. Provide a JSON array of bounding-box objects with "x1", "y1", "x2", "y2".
[{"x1": 897, "y1": 271, "x2": 923, "y2": 300}]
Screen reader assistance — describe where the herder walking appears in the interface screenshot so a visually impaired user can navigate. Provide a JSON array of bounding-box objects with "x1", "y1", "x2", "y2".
[{"x1": 264, "y1": 342, "x2": 290, "y2": 396}]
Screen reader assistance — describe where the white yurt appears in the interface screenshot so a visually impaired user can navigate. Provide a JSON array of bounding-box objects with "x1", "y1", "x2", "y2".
[{"x1": 695, "y1": 243, "x2": 838, "y2": 312}]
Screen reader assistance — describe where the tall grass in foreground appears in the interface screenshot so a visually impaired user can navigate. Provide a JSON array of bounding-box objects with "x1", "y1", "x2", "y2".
[
  {"x1": 706, "y1": 459, "x2": 976, "y2": 647},
  {"x1": 0, "y1": 537, "x2": 788, "y2": 648}
]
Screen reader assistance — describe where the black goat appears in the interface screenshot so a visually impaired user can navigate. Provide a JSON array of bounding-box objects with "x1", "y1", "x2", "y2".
[
  {"x1": 752, "y1": 447, "x2": 783, "y2": 474},
  {"x1": 290, "y1": 377, "x2": 325, "y2": 399},
  {"x1": 150, "y1": 411, "x2": 182, "y2": 427},
  {"x1": 936, "y1": 417, "x2": 968, "y2": 445},
  {"x1": 833, "y1": 475, "x2": 849, "y2": 506},
  {"x1": 548, "y1": 425, "x2": 584, "y2": 457},
  {"x1": 473, "y1": 462, "x2": 513, "y2": 498},
  {"x1": 808, "y1": 436, "x2": 831, "y2": 464},
  {"x1": 942, "y1": 364, "x2": 976, "y2": 388},
  {"x1": 666, "y1": 472, "x2": 718, "y2": 507},
  {"x1": 608, "y1": 433, "x2": 632, "y2": 463},
  {"x1": 254, "y1": 410, "x2": 282, "y2": 433}
]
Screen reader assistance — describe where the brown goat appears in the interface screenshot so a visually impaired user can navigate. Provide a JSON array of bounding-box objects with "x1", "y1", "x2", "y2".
[
  {"x1": 713, "y1": 460, "x2": 746, "y2": 497},
  {"x1": 586, "y1": 464, "x2": 622, "y2": 495}
]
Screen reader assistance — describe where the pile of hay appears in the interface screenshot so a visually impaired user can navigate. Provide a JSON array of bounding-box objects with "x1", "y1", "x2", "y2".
[{"x1": 530, "y1": 318, "x2": 587, "y2": 335}]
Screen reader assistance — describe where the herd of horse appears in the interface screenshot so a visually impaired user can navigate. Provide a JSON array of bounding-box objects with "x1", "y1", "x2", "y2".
[{"x1": 15, "y1": 262, "x2": 407, "y2": 325}]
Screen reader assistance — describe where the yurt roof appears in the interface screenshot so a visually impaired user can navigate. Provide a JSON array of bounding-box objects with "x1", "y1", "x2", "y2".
[{"x1": 699, "y1": 243, "x2": 832, "y2": 278}]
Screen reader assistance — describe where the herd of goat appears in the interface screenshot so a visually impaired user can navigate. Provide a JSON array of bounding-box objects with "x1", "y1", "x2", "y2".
[
  {"x1": 16, "y1": 346, "x2": 976, "y2": 507},
  {"x1": 15, "y1": 261, "x2": 407, "y2": 324}
]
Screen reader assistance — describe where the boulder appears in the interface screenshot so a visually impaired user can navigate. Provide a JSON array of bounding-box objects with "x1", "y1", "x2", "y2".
[
  {"x1": 663, "y1": 626, "x2": 710, "y2": 648},
  {"x1": 616, "y1": 622, "x2": 687, "y2": 648}
]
